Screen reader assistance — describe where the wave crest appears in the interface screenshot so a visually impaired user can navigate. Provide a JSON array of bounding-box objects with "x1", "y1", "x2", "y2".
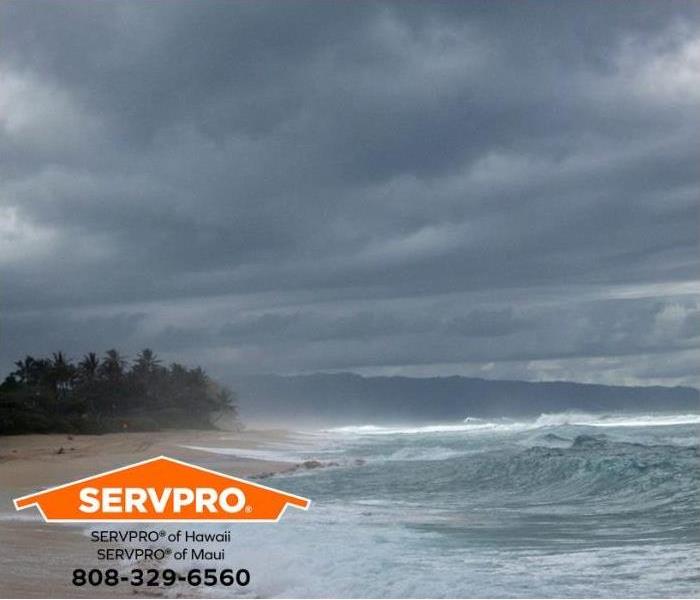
[{"x1": 328, "y1": 412, "x2": 700, "y2": 436}]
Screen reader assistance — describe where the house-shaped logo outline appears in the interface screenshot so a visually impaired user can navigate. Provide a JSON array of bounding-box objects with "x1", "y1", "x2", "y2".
[{"x1": 13, "y1": 455, "x2": 310, "y2": 523}]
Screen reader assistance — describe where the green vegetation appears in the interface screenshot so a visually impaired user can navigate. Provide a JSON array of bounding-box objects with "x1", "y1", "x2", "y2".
[{"x1": 0, "y1": 349, "x2": 239, "y2": 435}]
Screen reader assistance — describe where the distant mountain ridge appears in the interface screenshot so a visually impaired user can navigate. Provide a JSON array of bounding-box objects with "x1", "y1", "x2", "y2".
[{"x1": 232, "y1": 372, "x2": 700, "y2": 426}]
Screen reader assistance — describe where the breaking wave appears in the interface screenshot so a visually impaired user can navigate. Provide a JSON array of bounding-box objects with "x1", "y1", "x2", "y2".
[
  {"x1": 164, "y1": 410, "x2": 700, "y2": 597},
  {"x1": 326, "y1": 420, "x2": 526, "y2": 435},
  {"x1": 327, "y1": 412, "x2": 700, "y2": 436},
  {"x1": 532, "y1": 411, "x2": 700, "y2": 428}
]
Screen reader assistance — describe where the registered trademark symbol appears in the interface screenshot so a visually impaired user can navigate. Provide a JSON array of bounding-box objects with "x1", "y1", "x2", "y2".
[
  {"x1": 159, "y1": 530, "x2": 166, "y2": 537},
  {"x1": 245, "y1": 505, "x2": 253, "y2": 513},
  {"x1": 165, "y1": 548, "x2": 172, "y2": 554}
]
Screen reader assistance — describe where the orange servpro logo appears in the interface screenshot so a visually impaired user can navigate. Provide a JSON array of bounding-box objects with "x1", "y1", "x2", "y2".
[{"x1": 13, "y1": 456, "x2": 310, "y2": 522}]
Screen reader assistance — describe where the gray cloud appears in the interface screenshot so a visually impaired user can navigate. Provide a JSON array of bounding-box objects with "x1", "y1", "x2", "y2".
[{"x1": 0, "y1": 1, "x2": 698, "y2": 387}]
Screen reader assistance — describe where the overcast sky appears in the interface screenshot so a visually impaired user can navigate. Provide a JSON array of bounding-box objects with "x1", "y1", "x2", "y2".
[{"x1": 1, "y1": 1, "x2": 698, "y2": 388}]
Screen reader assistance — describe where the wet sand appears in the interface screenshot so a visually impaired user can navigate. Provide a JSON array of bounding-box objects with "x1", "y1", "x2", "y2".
[{"x1": 0, "y1": 429, "x2": 295, "y2": 598}]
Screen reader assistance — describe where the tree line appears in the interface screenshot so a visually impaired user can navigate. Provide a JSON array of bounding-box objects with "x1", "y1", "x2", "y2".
[{"x1": 0, "y1": 349, "x2": 239, "y2": 435}]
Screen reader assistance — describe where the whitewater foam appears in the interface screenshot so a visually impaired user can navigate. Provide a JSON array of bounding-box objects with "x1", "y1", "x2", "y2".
[
  {"x1": 164, "y1": 410, "x2": 700, "y2": 598},
  {"x1": 327, "y1": 412, "x2": 700, "y2": 436},
  {"x1": 533, "y1": 412, "x2": 700, "y2": 428},
  {"x1": 179, "y1": 445, "x2": 305, "y2": 463},
  {"x1": 326, "y1": 420, "x2": 527, "y2": 436}
]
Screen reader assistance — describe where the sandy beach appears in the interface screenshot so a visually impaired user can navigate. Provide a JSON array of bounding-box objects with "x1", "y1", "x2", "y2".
[{"x1": 0, "y1": 429, "x2": 296, "y2": 598}]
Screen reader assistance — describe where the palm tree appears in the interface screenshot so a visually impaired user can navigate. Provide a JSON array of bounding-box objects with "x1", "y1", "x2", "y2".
[
  {"x1": 49, "y1": 351, "x2": 76, "y2": 401},
  {"x1": 97, "y1": 350, "x2": 128, "y2": 416},
  {"x1": 79, "y1": 352, "x2": 100, "y2": 380},
  {"x1": 214, "y1": 386, "x2": 236, "y2": 409},
  {"x1": 133, "y1": 349, "x2": 161, "y2": 376},
  {"x1": 13, "y1": 356, "x2": 36, "y2": 384},
  {"x1": 51, "y1": 352, "x2": 73, "y2": 379},
  {"x1": 210, "y1": 386, "x2": 240, "y2": 429},
  {"x1": 2, "y1": 347, "x2": 240, "y2": 434},
  {"x1": 13, "y1": 355, "x2": 52, "y2": 387},
  {"x1": 78, "y1": 352, "x2": 100, "y2": 414},
  {"x1": 99, "y1": 349, "x2": 127, "y2": 383}
]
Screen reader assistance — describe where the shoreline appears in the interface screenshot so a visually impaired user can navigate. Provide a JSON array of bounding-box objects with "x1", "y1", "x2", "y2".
[{"x1": 0, "y1": 429, "x2": 302, "y2": 598}]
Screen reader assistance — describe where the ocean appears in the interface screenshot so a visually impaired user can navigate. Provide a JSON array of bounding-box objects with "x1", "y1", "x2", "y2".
[{"x1": 182, "y1": 411, "x2": 700, "y2": 597}]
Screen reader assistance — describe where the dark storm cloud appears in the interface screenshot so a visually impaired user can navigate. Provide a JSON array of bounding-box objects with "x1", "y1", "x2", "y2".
[{"x1": 0, "y1": 1, "x2": 698, "y2": 386}]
